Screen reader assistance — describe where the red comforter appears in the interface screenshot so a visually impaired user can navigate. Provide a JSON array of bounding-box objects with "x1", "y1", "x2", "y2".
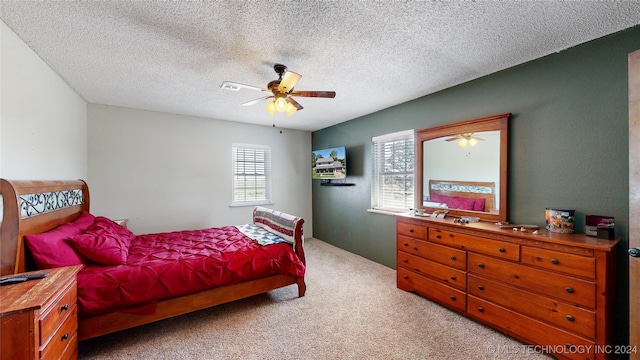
[{"x1": 76, "y1": 226, "x2": 305, "y2": 318}]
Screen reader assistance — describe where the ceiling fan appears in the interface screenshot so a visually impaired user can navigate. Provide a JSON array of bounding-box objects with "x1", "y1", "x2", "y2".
[
  {"x1": 220, "y1": 64, "x2": 336, "y2": 116},
  {"x1": 445, "y1": 133, "x2": 485, "y2": 147}
]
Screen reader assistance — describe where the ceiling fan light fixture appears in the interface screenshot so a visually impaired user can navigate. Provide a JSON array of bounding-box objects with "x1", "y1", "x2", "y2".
[
  {"x1": 458, "y1": 138, "x2": 468, "y2": 148},
  {"x1": 264, "y1": 101, "x2": 277, "y2": 115},
  {"x1": 275, "y1": 95, "x2": 288, "y2": 111},
  {"x1": 285, "y1": 101, "x2": 297, "y2": 116},
  {"x1": 228, "y1": 64, "x2": 335, "y2": 117},
  {"x1": 469, "y1": 137, "x2": 478, "y2": 146}
]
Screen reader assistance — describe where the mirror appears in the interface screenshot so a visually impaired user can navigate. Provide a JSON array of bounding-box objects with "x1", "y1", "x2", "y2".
[{"x1": 416, "y1": 113, "x2": 509, "y2": 222}]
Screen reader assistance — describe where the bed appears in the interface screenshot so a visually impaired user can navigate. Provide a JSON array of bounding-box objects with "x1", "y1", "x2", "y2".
[
  {"x1": 427, "y1": 179, "x2": 496, "y2": 213},
  {"x1": 0, "y1": 179, "x2": 306, "y2": 340}
]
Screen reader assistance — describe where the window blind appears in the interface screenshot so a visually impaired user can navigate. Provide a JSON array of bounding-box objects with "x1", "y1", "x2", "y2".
[
  {"x1": 371, "y1": 130, "x2": 415, "y2": 212},
  {"x1": 232, "y1": 144, "x2": 272, "y2": 206}
]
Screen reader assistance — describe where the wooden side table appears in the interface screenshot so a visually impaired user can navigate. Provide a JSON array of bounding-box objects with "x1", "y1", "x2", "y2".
[{"x1": 1, "y1": 265, "x2": 82, "y2": 360}]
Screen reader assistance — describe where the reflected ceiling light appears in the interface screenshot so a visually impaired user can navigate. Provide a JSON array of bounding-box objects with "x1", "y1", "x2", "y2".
[{"x1": 458, "y1": 134, "x2": 480, "y2": 148}]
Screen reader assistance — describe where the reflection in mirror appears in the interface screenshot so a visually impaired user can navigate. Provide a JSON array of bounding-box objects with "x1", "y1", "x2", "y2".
[
  {"x1": 416, "y1": 113, "x2": 509, "y2": 222},
  {"x1": 423, "y1": 130, "x2": 500, "y2": 211}
]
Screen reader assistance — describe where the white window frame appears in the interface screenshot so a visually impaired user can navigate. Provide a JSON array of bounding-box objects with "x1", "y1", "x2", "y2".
[
  {"x1": 371, "y1": 130, "x2": 415, "y2": 213},
  {"x1": 231, "y1": 143, "x2": 272, "y2": 206}
]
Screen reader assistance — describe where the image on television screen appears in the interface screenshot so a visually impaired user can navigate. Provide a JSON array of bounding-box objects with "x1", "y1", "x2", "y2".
[{"x1": 312, "y1": 146, "x2": 346, "y2": 180}]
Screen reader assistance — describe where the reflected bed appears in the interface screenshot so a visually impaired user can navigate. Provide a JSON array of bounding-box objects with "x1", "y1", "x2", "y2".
[{"x1": 427, "y1": 179, "x2": 496, "y2": 213}]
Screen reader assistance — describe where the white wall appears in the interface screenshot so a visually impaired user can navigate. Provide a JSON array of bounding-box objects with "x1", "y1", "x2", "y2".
[
  {"x1": 87, "y1": 104, "x2": 313, "y2": 236},
  {"x1": 0, "y1": 21, "x2": 87, "y2": 179},
  {"x1": 0, "y1": 21, "x2": 312, "y2": 237}
]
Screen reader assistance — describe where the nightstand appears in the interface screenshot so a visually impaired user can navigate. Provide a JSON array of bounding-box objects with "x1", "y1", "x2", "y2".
[{"x1": 0, "y1": 265, "x2": 82, "y2": 360}]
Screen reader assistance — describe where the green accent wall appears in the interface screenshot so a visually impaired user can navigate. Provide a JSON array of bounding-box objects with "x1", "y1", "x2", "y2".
[{"x1": 312, "y1": 26, "x2": 640, "y2": 348}]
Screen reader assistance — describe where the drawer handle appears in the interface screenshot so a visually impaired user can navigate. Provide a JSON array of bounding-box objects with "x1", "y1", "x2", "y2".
[
  {"x1": 436, "y1": 234, "x2": 442, "y2": 239},
  {"x1": 414, "y1": 247, "x2": 419, "y2": 251},
  {"x1": 566, "y1": 315, "x2": 575, "y2": 322},
  {"x1": 565, "y1": 287, "x2": 574, "y2": 294},
  {"x1": 477, "y1": 285, "x2": 484, "y2": 290},
  {"x1": 551, "y1": 258, "x2": 559, "y2": 265},
  {"x1": 498, "y1": 247, "x2": 505, "y2": 253},
  {"x1": 61, "y1": 304, "x2": 69, "y2": 311},
  {"x1": 477, "y1": 307, "x2": 484, "y2": 313},
  {"x1": 403, "y1": 275, "x2": 409, "y2": 280},
  {"x1": 450, "y1": 256, "x2": 456, "y2": 261},
  {"x1": 409, "y1": 229, "x2": 414, "y2": 233},
  {"x1": 478, "y1": 263, "x2": 485, "y2": 268},
  {"x1": 565, "y1": 344, "x2": 575, "y2": 351},
  {"x1": 403, "y1": 243, "x2": 409, "y2": 247},
  {"x1": 62, "y1": 333, "x2": 69, "y2": 341},
  {"x1": 450, "y1": 276, "x2": 456, "y2": 281},
  {"x1": 450, "y1": 295, "x2": 456, "y2": 301},
  {"x1": 403, "y1": 259, "x2": 408, "y2": 263}
]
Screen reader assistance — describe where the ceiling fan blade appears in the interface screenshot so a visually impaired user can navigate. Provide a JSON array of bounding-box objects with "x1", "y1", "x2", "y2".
[
  {"x1": 221, "y1": 81, "x2": 267, "y2": 92},
  {"x1": 289, "y1": 90, "x2": 336, "y2": 98},
  {"x1": 445, "y1": 136, "x2": 461, "y2": 142},
  {"x1": 287, "y1": 96, "x2": 304, "y2": 110},
  {"x1": 278, "y1": 71, "x2": 302, "y2": 93},
  {"x1": 241, "y1": 96, "x2": 273, "y2": 106}
]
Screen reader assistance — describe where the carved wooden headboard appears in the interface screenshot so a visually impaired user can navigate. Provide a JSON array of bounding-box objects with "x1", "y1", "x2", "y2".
[
  {"x1": 428, "y1": 179, "x2": 495, "y2": 212},
  {"x1": 0, "y1": 179, "x2": 90, "y2": 275}
]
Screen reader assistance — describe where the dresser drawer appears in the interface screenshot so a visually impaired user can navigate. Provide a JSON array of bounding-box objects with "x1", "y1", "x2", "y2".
[
  {"x1": 468, "y1": 253, "x2": 596, "y2": 308},
  {"x1": 521, "y1": 246, "x2": 595, "y2": 279},
  {"x1": 467, "y1": 296, "x2": 595, "y2": 360},
  {"x1": 40, "y1": 281, "x2": 77, "y2": 345},
  {"x1": 40, "y1": 306, "x2": 77, "y2": 360},
  {"x1": 397, "y1": 235, "x2": 429, "y2": 257},
  {"x1": 398, "y1": 221, "x2": 427, "y2": 239},
  {"x1": 429, "y1": 228, "x2": 520, "y2": 261},
  {"x1": 398, "y1": 253, "x2": 466, "y2": 290},
  {"x1": 397, "y1": 267, "x2": 466, "y2": 313},
  {"x1": 468, "y1": 274, "x2": 595, "y2": 339},
  {"x1": 398, "y1": 236, "x2": 466, "y2": 270}
]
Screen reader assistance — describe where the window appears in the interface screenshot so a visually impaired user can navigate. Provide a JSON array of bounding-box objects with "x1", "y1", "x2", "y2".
[
  {"x1": 371, "y1": 130, "x2": 415, "y2": 212},
  {"x1": 232, "y1": 144, "x2": 272, "y2": 206}
]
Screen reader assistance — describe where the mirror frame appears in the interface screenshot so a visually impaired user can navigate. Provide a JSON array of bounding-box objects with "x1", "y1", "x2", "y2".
[{"x1": 416, "y1": 113, "x2": 510, "y2": 222}]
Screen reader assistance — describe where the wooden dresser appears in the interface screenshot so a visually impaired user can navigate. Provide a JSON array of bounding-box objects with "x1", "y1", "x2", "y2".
[
  {"x1": 1, "y1": 265, "x2": 81, "y2": 360},
  {"x1": 396, "y1": 214, "x2": 618, "y2": 360}
]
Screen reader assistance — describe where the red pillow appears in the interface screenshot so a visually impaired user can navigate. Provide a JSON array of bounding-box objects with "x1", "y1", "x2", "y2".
[
  {"x1": 447, "y1": 196, "x2": 477, "y2": 211},
  {"x1": 70, "y1": 211, "x2": 96, "y2": 232},
  {"x1": 473, "y1": 198, "x2": 486, "y2": 212},
  {"x1": 66, "y1": 217, "x2": 135, "y2": 265},
  {"x1": 430, "y1": 193, "x2": 447, "y2": 203},
  {"x1": 25, "y1": 222, "x2": 89, "y2": 269}
]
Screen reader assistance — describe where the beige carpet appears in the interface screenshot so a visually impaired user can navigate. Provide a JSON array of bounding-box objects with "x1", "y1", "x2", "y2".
[{"x1": 78, "y1": 238, "x2": 551, "y2": 359}]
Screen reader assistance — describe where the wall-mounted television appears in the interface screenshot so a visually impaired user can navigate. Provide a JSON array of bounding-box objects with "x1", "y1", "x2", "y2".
[{"x1": 312, "y1": 146, "x2": 346, "y2": 180}]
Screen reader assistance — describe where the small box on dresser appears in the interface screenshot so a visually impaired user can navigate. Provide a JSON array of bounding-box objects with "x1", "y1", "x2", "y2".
[
  {"x1": 396, "y1": 214, "x2": 618, "y2": 360},
  {"x1": 0, "y1": 265, "x2": 82, "y2": 360}
]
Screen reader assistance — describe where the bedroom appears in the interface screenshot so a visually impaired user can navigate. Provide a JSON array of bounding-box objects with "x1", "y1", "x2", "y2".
[{"x1": 1, "y1": 2, "x2": 640, "y2": 359}]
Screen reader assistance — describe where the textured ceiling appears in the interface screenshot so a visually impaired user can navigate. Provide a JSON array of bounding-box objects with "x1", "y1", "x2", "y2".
[{"x1": 2, "y1": 1, "x2": 640, "y2": 131}]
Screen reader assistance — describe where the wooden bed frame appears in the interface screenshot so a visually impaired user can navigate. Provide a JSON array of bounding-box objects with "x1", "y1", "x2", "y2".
[
  {"x1": 0, "y1": 179, "x2": 306, "y2": 340},
  {"x1": 428, "y1": 179, "x2": 496, "y2": 212}
]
